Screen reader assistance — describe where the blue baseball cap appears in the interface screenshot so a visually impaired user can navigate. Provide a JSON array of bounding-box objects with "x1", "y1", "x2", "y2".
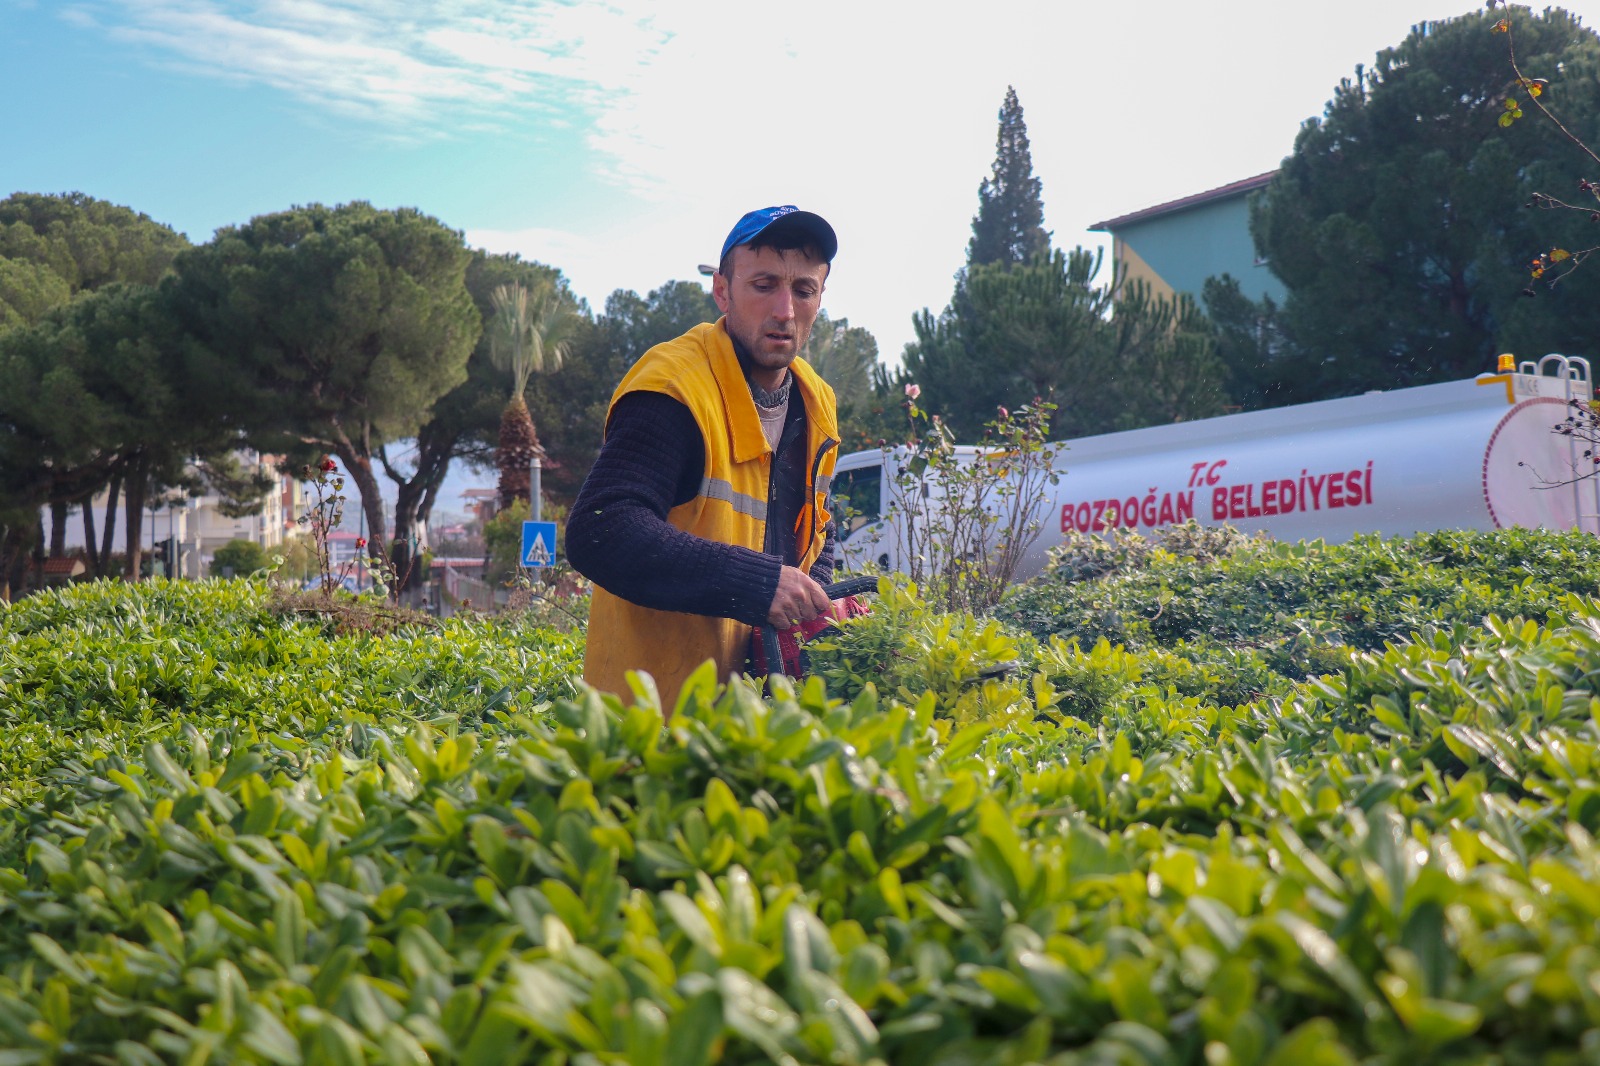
[{"x1": 719, "y1": 206, "x2": 837, "y2": 265}]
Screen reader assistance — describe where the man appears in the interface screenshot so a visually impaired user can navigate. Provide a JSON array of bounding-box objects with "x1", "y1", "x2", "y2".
[{"x1": 567, "y1": 206, "x2": 842, "y2": 708}]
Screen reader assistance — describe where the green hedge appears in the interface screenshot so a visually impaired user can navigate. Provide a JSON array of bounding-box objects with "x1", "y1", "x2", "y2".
[
  {"x1": 993, "y1": 524, "x2": 1600, "y2": 711},
  {"x1": 1007, "y1": 525, "x2": 1600, "y2": 652},
  {"x1": 0, "y1": 579, "x2": 582, "y2": 809},
  {"x1": 5, "y1": 542, "x2": 1600, "y2": 1062}
]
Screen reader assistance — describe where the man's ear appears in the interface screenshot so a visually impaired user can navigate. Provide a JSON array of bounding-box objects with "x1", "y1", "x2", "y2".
[{"x1": 711, "y1": 269, "x2": 731, "y2": 313}]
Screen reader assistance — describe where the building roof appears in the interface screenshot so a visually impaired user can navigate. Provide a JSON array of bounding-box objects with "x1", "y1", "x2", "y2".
[
  {"x1": 1091, "y1": 171, "x2": 1277, "y2": 232},
  {"x1": 41, "y1": 558, "x2": 86, "y2": 576}
]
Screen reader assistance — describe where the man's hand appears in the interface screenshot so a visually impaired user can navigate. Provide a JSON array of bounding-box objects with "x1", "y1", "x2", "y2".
[{"x1": 766, "y1": 565, "x2": 831, "y2": 630}]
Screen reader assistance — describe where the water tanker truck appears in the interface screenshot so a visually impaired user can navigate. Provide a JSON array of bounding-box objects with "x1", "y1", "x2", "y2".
[{"x1": 830, "y1": 354, "x2": 1600, "y2": 582}]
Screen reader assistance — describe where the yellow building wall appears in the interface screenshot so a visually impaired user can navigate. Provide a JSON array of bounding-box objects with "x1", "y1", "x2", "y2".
[{"x1": 1111, "y1": 238, "x2": 1177, "y2": 304}]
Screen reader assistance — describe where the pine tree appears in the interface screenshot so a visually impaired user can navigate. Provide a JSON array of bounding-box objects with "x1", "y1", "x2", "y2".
[
  {"x1": 167, "y1": 203, "x2": 478, "y2": 573},
  {"x1": 967, "y1": 86, "x2": 1050, "y2": 268},
  {"x1": 1251, "y1": 8, "x2": 1600, "y2": 401}
]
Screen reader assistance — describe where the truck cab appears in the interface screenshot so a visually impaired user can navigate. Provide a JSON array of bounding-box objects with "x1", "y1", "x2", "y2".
[{"x1": 828, "y1": 451, "x2": 890, "y2": 571}]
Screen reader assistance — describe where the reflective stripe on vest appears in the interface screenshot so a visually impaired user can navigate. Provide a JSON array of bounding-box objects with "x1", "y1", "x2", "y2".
[{"x1": 700, "y1": 476, "x2": 768, "y2": 521}]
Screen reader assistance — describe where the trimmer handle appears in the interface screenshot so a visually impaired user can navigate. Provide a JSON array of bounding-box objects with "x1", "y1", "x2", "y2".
[
  {"x1": 822, "y1": 575, "x2": 879, "y2": 600},
  {"x1": 763, "y1": 575, "x2": 878, "y2": 685}
]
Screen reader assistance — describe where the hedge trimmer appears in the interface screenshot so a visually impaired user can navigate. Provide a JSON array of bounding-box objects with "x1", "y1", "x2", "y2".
[{"x1": 752, "y1": 574, "x2": 879, "y2": 682}]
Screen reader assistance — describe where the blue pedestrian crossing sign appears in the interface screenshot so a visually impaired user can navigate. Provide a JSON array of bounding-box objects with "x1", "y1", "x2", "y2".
[{"x1": 521, "y1": 521, "x2": 557, "y2": 568}]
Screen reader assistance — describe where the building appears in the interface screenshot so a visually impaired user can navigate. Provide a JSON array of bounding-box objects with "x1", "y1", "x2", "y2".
[
  {"x1": 38, "y1": 557, "x2": 86, "y2": 587},
  {"x1": 324, "y1": 530, "x2": 367, "y2": 569},
  {"x1": 1091, "y1": 172, "x2": 1286, "y2": 306},
  {"x1": 190, "y1": 462, "x2": 303, "y2": 557},
  {"x1": 458, "y1": 487, "x2": 499, "y2": 532},
  {"x1": 49, "y1": 452, "x2": 308, "y2": 578}
]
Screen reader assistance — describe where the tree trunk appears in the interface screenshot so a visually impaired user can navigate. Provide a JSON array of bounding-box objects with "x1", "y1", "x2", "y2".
[
  {"x1": 49, "y1": 501, "x2": 68, "y2": 558},
  {"x1": 496, "y1": 395, "x2": 541, "y2": 513},
  {"x1": 0, "y1": 525, "x2": 21, "y2": 603},
  {"x1": 31, "y1": 520, "x2": 43, "y2": 591},
  {"x1": 124, "y1": 458, "x2": 148, "y2": 582},
  {"x1": 391, "y1": 478, "x2": 426, "y2": 595},
  {"x1": 1, "y1": 515, "x2": 41, "y2": 602},
  {"x1": 97, "y1": 473, "x2": 122, "y2": 577},
  {"x1": 339, "y1": 450, "x2": 389, "y2": 573},
  {"x1": 418, "y1": 480, "x2": 441, "y2": 529},
  {"x1": 82, "y1": 492, "x2": 100, "y2": 573},
  {"x1": 381, "y1": 421, "x2": 462, "y2": 596},
  {"x1": 411, "y1": 479, "x2": 452, "y2": 603}
]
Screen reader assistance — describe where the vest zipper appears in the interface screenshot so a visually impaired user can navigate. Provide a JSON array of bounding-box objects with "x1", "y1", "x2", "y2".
[{"x1": 763, "y1": 449, "x2": 781, "y2": 556}]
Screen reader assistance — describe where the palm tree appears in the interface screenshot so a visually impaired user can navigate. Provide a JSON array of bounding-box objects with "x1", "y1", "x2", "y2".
[{"x1": 488, "y1": 280, "x2": 574, "y2": 513}]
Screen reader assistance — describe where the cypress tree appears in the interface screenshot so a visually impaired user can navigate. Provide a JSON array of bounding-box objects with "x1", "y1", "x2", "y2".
[{"x1": 967, "y1": 86, "x2": 1050, "y2": 268}]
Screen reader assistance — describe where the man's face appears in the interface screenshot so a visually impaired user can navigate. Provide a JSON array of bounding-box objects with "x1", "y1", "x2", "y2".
[{"x1": 712, "y1": 245, "x2": 829, "y2": 374}]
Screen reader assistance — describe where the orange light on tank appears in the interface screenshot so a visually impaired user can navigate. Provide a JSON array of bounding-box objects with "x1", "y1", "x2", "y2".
[{"x1": 1497, "y1": 353, "x2": 1516, "y2": 373}]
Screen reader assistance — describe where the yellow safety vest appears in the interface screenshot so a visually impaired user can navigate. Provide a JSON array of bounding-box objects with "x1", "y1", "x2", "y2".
[{"x1": 583, "y1": 319, "x2": 840, "y2": 711}]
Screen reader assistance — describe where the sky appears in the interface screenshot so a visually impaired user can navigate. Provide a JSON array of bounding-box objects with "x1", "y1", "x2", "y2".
[{"x1": 6, "y1": 0, "x2": 1596, "y2": 512}]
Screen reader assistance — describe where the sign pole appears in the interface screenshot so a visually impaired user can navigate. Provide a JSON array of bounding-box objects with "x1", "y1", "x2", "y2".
[{"x1": 530, "y1": 454, "x2": 542, "y2": 523}]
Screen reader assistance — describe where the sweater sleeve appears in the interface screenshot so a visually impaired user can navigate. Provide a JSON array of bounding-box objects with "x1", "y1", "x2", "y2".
[
  {"x1": 566, "y1": 391, "x2": 781, "y2": 625},
  {"x1": 808, "y1": 518, "x2": 837, "y2": 586}
]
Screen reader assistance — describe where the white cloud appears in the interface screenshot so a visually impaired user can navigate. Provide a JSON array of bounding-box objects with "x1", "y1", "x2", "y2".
[
  {"x1": 66, "y1": 0, "x2": 661, "y2": 126},
  {"x1": 57, "y1": 0, "x2": 1600, "y2": 361}
]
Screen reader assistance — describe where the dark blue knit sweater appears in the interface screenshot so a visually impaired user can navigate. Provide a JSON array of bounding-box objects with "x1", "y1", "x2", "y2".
[{"x1": 566, "y1": 389, "x2": 836, "y2": 627}]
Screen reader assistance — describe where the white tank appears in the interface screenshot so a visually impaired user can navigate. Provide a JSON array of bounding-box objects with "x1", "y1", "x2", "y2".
[{"x1": 832, "y1": 357, "x2": 1599, "y2": 581}]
